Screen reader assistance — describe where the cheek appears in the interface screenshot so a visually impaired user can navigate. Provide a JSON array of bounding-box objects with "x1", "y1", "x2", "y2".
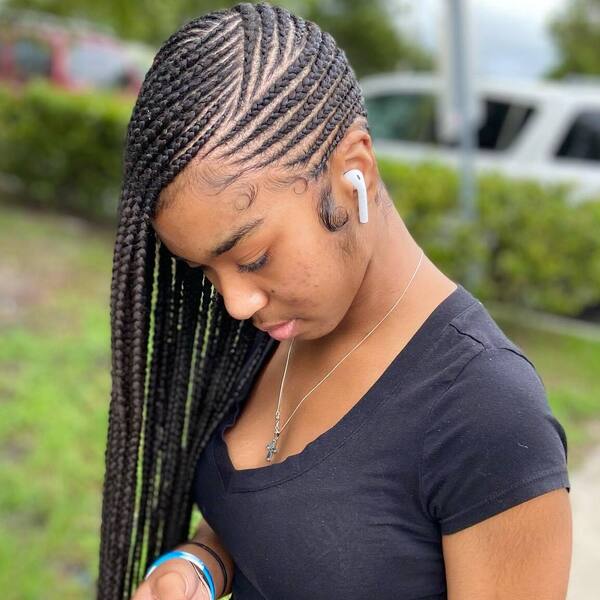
[
  {"x1": 269, "y1": 228, "x2": 359, "y2": 310},
  {"x1": 265, "y1": 244, "x2": 324, "y2": 309},
  {"x1": 271, "y1": 257, "x2": 319, "y2": 304},
  {"x1": 288, "y1": 252, "x2": 352, "y2": 309}
]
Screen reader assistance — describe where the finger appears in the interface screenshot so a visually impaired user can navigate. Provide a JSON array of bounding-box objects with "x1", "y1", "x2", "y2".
[{"x1": 153, "y1": 571, "x2": 188, "y2": 599}]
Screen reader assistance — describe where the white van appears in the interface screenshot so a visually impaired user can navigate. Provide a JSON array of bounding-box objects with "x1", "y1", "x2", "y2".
[{"x1": 360, "y1": 72, "x2": 600, "y2": 202}]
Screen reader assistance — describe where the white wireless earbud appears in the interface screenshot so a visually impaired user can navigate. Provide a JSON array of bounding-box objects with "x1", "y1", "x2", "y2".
[{"x1": 343, "y1": 168, "x2": 368, "y2": 223}]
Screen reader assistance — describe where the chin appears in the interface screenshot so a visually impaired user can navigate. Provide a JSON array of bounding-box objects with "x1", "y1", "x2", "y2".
[{"x1": 296, "y1": 322, "x2": 337, "y2": 342}]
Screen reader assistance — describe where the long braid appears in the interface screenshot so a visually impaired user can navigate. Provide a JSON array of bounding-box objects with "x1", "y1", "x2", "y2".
[
  {"x1": 98, "y1": 3, "x2": 371, "y2": 598},
  {"x1": 128, "y1": 238, "x2": 168, "y2": 584}
]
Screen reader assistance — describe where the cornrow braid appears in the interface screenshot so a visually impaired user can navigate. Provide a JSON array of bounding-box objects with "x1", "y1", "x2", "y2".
[
  {"x1": 229, "y1": 32, "x2": 341, "y2": 161},
  {"x1": 97, "y1": 3, "x2": 371, "y2": 598}
]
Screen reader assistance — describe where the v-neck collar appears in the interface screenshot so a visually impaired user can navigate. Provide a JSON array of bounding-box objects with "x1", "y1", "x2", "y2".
[{"x1": 213, "y1": 284, "x2": 477, "y2": 493}]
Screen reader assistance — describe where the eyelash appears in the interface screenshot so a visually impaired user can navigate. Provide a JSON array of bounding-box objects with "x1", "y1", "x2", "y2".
[{"x1": 238, "y1": 252, "x2": 270, "y2": 273}]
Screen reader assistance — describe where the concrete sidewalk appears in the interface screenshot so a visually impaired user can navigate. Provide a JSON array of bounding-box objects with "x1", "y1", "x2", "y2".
[{"x1": 567, "y1": 436, "x2": 600, "y2": 599}]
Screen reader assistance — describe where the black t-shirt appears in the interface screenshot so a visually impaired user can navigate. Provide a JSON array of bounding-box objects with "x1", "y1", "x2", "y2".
[{"x1": 192, "y1": 284, "x2": 570, "y2": 599}]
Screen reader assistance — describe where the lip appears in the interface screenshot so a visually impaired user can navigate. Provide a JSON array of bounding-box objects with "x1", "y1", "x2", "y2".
[{"x1": 258, "y1": 319, "x2": 297, "y2": 341}]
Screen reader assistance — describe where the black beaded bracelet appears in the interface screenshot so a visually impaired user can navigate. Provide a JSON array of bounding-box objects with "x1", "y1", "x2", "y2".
[{"x1": 185, "y1": 539, "x2": 228, "y2": 598}]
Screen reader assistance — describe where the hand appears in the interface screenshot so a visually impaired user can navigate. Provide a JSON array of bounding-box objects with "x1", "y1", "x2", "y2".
[{"x1": 131, "y1": 558, "x2": 213, "y2": 600}]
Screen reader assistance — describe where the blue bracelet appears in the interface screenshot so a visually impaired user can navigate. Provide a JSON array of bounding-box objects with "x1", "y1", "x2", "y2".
[{"x1": 144, "y1": 550, "x2": 216, "y2": 600}]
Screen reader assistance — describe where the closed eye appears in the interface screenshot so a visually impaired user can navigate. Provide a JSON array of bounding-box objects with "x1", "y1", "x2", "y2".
[
  {"x1": 182, "y1": 252, "x2": 270, "y2": 273},
  {"x1": 238, "y1": 252, "x2": 269, "y2": 273}
]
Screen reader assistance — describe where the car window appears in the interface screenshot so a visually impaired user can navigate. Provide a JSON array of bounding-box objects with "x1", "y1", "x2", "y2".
[
  {"x1": 67, "y1": 40, "x2": 130, "y2": 89},
  {"x1": 478, "y1": 99, "x2": 535, "y2": 151},
  {"x1": 555, "y1": 111, "x2": 600, "y2": 162},
  {"x1": 365, "y1": 92, "x2": 535, "y2": 152},
  {"x1": 13, "y1": 36, "x2": 52, "y2": 80},
  {"x1": 365, "y1": 93, "x2": 438, "y2": 144}
]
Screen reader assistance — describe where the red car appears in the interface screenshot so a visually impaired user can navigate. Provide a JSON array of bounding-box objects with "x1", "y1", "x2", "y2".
[{"x1": 0, "y1": 10, "x2": 154, "y2": 96}]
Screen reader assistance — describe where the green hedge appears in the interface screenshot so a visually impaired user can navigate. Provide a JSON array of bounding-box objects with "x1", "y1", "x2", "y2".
[
  {"x1": 1, "y1": 81, "x2": 600, "y2": 316},
  {"x1": 379, "y1": 159, "x2": 600, "y2": 315},
  {"x1": 0, "y1": 80, "x2": 132, "y2": 222}
]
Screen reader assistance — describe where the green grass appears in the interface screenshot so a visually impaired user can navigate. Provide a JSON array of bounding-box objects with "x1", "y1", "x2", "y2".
[
  {"x1": 0, "y1": 201, "x2": 598, "y2": 598},
  {"x1": 0, "y1": 301, "x2": 109, "y2": 597},
  {"x1": 0, "y1": 203, "x2": 114, "y2": 598}
]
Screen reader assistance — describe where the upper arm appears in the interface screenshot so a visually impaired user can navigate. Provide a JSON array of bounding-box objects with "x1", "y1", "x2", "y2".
[{"x1": 442, "y1": 488, "x2": 572, "y2": 600}]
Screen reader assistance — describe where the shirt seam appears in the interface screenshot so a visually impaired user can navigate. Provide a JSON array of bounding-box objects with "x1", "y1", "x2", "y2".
[
  {"x1": 386, "y1": 297, "x2": 482, "y2": 399},
  {"x1": 447, "y1": 321, "x2": 488, "y2": 348},
  {"x1": 449, "y1": 319, "x2": 539, "y2": 374}
]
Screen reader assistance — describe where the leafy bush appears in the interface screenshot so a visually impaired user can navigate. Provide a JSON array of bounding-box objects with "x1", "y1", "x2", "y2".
[
  {"x1": 477, "y1": 174, "x2": 600, "y2": 314},
  {"x1": 0, "y1": 80, "x2": 132, "y2": 222},
  {"x1": 379, "y1": 159, "x2": 600, "y2": 316},
  {"x1": 1, "y1": 81, "x2": 599, "y2": 316}
]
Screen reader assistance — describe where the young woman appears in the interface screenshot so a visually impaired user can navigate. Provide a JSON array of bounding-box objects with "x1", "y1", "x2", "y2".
[{"x1": 97, "y1": 3, "x2": 572, "y2": 599}]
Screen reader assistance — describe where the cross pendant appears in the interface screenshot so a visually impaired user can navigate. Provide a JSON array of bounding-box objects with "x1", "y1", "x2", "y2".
[
  {"x1": 266, "y1": 437, "x2": 278, "y2": 461},
  {"x1": 266, "y1": 417, "x2": 282, "y2": 462}
]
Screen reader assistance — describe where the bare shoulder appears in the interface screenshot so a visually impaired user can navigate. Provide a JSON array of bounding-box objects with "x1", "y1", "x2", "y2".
[{"x1": 442, "y1": 488, "x2": 572, "y2": 600}]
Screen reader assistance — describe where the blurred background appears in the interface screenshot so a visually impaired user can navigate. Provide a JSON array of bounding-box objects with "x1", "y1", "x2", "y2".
[{"x1": 0, "y1": 0, "x2": 598, "y2": 598}]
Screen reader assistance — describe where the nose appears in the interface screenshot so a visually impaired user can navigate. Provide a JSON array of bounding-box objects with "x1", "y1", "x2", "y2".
[{"x1": 219, "y1": 276, "x2": 268, "y2": 322}]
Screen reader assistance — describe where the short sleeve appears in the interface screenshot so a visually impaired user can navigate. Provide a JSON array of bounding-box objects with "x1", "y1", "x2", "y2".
[{"x1": 419, "y1": 347, "x2": 570, "y2": 535}]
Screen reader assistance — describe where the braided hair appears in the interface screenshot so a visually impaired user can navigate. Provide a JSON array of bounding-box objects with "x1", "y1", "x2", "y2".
[{"x1": 98, "y1": 3, "x2": 370, "y2": 598}]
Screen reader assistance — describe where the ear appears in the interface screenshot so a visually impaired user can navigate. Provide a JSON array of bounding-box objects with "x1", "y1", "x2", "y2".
[{"x1": 329, "y1": 123, "x2": 379, "y2": 213}]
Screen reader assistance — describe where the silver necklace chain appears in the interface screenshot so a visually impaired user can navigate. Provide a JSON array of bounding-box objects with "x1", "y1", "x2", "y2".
[{"x1": 265, "y1": 247, "x2": 425, "y2": 462}]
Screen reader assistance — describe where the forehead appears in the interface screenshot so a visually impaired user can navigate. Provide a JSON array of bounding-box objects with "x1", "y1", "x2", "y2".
[
  {"x1": 151, "y1": 159, "x2": 311, "y2": 258},
  {"x1": 157, "y1": 158, "x2": 308, "y2": 215}
]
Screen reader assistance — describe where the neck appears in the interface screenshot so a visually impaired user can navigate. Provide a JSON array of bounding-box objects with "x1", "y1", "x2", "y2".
[{"x1": 343, "y1": 209, "x2": 423, "y2": 332}]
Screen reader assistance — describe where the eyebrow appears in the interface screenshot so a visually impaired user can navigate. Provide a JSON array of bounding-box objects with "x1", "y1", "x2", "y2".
[
  {"x1": 161, "y1": 217, "x2": 265, "y2": 265},
  {"x1": 210, "y1": 217, "x2": 265, "y2": 258}
]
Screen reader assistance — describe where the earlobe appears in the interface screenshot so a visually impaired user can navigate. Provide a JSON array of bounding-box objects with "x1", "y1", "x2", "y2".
[{"x1": 343, "y1": 169, "x2": 369, "y2": 224}]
